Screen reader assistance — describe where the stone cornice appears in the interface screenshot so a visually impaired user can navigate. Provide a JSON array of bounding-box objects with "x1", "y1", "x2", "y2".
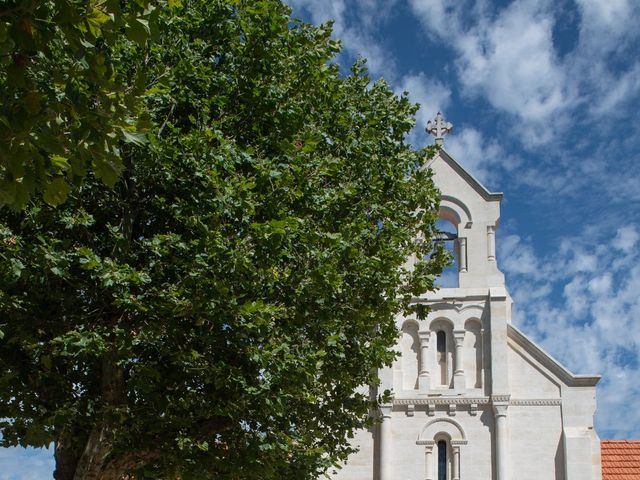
[
  {"x1": 510, "y1": 398, "x2": 561, "y2": 406},
  {"x1": 393, "y1": 396, "x2": 562, "y2": 407},
  {"x1": 490, "y1": 394, "x2": 510, "y2": 404},
  {"x1": 394, "y1": 397, "x2": 490, "y2": 405}
]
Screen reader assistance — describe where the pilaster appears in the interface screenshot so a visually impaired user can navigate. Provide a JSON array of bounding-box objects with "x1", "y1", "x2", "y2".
[
  {"x1": 453, "y1": 330, "x2": 466, "y2": 392},
  {"x1": 489, "y1": 287, "x2": 511, "y2": 394},
  {"x1": 379, "y1": 405, "x2": 393, "y2": 480},
  {"x1": 418, "y1": 330, "x2": 431, "y2": 393},
  {"x1": 492, "y1": 395, "x2": 510, "y2": 480}
]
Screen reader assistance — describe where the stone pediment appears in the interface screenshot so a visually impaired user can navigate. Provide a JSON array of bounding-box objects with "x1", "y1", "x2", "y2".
[
  {"x1": 426, "y1": 148, "x2": 503, "y2": 203},
  {"x1": 507, "y1": 324, "x2": 600, "y2": 388}
]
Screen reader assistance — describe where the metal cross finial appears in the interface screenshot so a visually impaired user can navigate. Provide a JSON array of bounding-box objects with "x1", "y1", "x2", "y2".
[{"x1": 426, "y1": 112, "x2": 453, "y2": 146}]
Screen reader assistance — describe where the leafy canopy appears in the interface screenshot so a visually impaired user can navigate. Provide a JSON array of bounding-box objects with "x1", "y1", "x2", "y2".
[
  {"x1": 0, "y1": 1, "x2": 447, "y2": 479},
  {"x1": 0, "y1": 0, "x2": 175, "y2": 209}
]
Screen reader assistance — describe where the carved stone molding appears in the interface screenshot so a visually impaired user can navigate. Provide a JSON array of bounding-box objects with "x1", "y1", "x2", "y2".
[
  {"x1": 490, "y1": 394, "x2": 511, "y2": 403},
  {"x1": 510, "y1": 398, "x2": 561, "y2": 406},
  {"x1": 380, "y1": 404, "x2": 393, "y2": 418},
  {"x1": 418, "y1": 330, "x2": 431, "y2": 342},
  {"x1": 417, "y1": 440, "x2": 436, "y2": 446},
  {"x1": 394, "y1": 396, "x2": 559, "y2": 408},
  {"x1": 450, "y1": 440, "x2": 469, "y2": 446},
  {"x1": 448, "y1": 404, "x2": 457, "y2": 416},
  {"x1": 394, "y1": 397, "x2": 490, "y2": 406},
  {"x1": 406, "y1": 404, "x2": 415, "y2": 416}
]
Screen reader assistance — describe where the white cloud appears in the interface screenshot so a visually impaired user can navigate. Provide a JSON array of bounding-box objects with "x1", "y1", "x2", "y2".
[
  {"x1": 287, "y1": 0, "x2": 398, "y2": 78},
  {"x1": 590, "y1": 63, "x2": 640, "y2": 116},
  {"x1": 613, "y1": 226, "x2": 639, "y2": 254},
  {"x1": 500, "y1": 223, "x2": 640, "y2": 439},
  {"x1": 397, "y1": 73, "x2": 452, "y2": 147},
  {"x1": 409, "y1": 0, "x2": 640, "y2": 146},
  {"x1": 574, "y1": 0, "x2": 640, "y2": 55},
  {"x1": 287, "y1": 0, "x2": 346, "y2": 27},
  {"x1": 446, "y1": 128, "x2": 520, "y2": 184},
  {"x1": 588, "y1": 273, "x2": 612, "y2": 296},
  {"x1": 457, "y1": 2, "x2": 570, "y2": 123},
  {"x1": 409, "y1": 0, "x2": 572, "y2": 145},
  {"x1": 0, "y1": 446, "x2": 54, "y2": 480}
]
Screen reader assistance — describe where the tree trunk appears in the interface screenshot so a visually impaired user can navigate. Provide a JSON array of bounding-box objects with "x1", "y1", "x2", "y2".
[
  {"x1": 70, "y1": 354, "x2": 125, "y2": 480},
  {"x1": 54, "y1": 432, "x2": 82, "y2": 480}
]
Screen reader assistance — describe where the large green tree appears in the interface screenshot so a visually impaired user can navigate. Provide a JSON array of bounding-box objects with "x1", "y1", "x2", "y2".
[
  {"x1": 0, "y1": 0, "x2": 171, "y2": 209},
  {"x1": 0, "y1": 1, "x2": 446, "y2": 479}
]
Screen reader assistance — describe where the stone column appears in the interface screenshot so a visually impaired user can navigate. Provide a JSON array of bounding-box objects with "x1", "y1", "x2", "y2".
[
  {"x1": 452, "y1": 445, "x2": 461, "y2": 480},
  {"x1": 492, "y1": 398, "x2": 510, "y2": 480},
  {"x1": 453, "y1": 330, "x2": 466, "y2": 391},
  {"x1": 487, "y1": 225, "x2": 496, "y2": 261},
  {"x1": 458, "y1": 237, "x2": 467, "y2": 272},
  {"x1": 424, "y1": 443, "x2": 434, "y2": 480},
  {"x1": 418, "y1": 331, "x2": 431, "y2": 392},
  {"x1": 480, "y1": 328, "x2": 485, "y2": 388},
  {"x1": 380, "y1": 405, "x2": 393, "y2": 480}
]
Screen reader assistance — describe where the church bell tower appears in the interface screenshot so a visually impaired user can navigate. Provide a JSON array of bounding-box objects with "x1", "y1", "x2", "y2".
[{"x1": 334, "y1": 113, "x2": 602, "y2": 480}]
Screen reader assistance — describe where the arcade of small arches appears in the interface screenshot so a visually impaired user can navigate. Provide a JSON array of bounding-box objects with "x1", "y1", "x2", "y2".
[{"x1": 395, "y1": 316, "x2": 484, "y2": 395}]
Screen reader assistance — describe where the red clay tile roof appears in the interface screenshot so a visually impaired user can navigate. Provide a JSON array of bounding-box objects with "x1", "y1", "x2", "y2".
[{"x1": 602, "y1": 440, "x2": 640, "y2": 480}]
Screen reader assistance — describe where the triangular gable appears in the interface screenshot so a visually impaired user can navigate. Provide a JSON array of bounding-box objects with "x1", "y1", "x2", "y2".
[
  {"x1": 507, "y1": 324, "x2": 600, "y2": 387},
  {"x1": 426, "y1": 148, "x2": 503, "y2": 203}
]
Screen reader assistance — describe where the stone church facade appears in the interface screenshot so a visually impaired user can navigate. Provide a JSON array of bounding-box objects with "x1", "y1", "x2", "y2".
[{"x1": 333, "y1": 118, "x2": 602, "y2": 480}]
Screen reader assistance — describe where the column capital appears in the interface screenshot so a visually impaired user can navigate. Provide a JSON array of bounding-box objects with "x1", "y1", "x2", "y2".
[
  {"x1": 493, "y1": 404, "x2": 508, "y2": 417},
  {"x1": 380, "y1": 404, "x2": 393, "y2": 418},
  {"x1": 417, "y1": 440, "x2": 436, "y2": 449},
  {"x1": 453, "y1": 330, "x2": 466, "y2": 344},
  {"x1": 491, "y1": 395, "x2": 510, "y2": 417},
  {"x1": 418, "y1": 330, "x2": 431, "y2": 343}
]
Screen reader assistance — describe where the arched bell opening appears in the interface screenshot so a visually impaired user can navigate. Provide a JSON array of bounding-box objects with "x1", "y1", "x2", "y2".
[
  {"x1": 435, "y1": 217, "x2": 459, "y2": 288},
  {"x1": 429, "y1": 318, "x2": 454, "y2": 389}
]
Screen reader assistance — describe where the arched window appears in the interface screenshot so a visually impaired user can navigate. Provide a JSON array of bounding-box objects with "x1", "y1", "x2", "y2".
[
  {"x1": 436, "y1": 330, "x2": 447, "y2": 386},
  {"x1": 435, "y1": 218, "x2": 459, "y2": 288},
  {"x1": 437, "y1": 440, "x2": 448, "y2": 480}
]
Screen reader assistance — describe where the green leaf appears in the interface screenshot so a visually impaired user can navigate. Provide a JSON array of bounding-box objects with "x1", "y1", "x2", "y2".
[
  {"x1": 86, "y1": 8, "x2": 111, "y2": 37},
  {"x1": 121, "y1": 129, "x2": 148, "y2": 146},
  {"x1": 43, "y1": 178, "x2": 72, "y2": 206},
  {"x1": 10, "y1": 258, "x2": 24, "y2": 279},
  {"x1": 92, "y1": 158, "x2": 124, "y2": 187},
  {"x1": 125, "y1": 18, "x2": 151, "y2": 46},
  {"x1": 50, "y1": 155, "x2": 70, "y2": 174}
]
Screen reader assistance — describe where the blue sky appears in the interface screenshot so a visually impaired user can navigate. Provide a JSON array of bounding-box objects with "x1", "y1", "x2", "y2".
[
  {"x1": 3, "y1": 0, "x2": 640, "y2": 477},
  {"x1": 285, "y1": 0, "x2": 640, "y2": 441}
]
